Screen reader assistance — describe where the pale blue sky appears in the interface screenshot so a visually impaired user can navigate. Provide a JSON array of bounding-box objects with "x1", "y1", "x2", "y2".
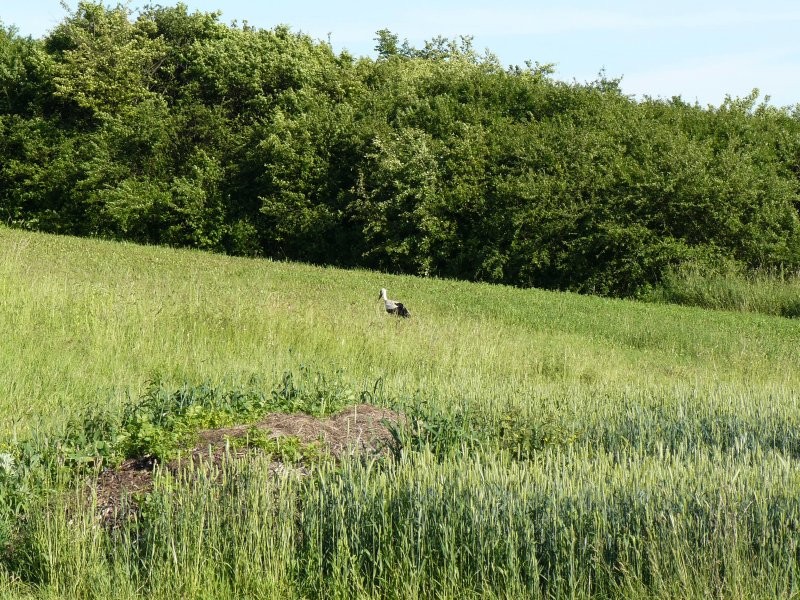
[{"x1": 3, "y1": 1, "x2": 800, "y2": 107}]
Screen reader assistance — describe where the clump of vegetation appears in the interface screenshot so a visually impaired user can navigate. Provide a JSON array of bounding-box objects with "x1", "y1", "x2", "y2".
[
  {"x1": 391, "y1": 400, "x2": 579, "y2": 461},
  {"x1": 646, "y1": 260, "x2": 800, "y2": 318},
  {"x1": 57, "y1": 369, "x2": 367, "y2": 466},
  {"x1": 227, "y1": 427, "x2": 326, "y2": 464}
]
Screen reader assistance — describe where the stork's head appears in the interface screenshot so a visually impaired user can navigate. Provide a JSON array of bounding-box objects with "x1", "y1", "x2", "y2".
[{"x1": 378, "y1": 288, "x2": 387, "y2": 300}]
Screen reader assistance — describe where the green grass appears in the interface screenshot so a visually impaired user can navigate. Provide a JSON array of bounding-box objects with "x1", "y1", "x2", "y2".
[
  {"x1": 646, "y1": 261, "x2": 800, "y2": 318},
  {"x1": 3, "y1": 225, "x2": 800, "y2": 598},
  {"x1": 2, "y1": 225, "x2": 798, "y2": 439}
]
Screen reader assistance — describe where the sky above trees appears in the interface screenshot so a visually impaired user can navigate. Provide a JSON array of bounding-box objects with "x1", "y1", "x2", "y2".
[{"x1": 3, "y1": 0, "x2": 800, "y2": 107}]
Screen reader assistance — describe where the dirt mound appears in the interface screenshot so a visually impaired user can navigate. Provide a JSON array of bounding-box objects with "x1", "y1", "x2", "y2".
[
  {"x1": 197, "y1": 403, "x2": 401, "y2": 457},
  {"x1": 95, "y1": 404, "x2": 402, "y2": 525}
]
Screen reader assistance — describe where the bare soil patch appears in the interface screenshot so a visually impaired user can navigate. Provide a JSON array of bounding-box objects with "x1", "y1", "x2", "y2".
[{"x1": 95, "y1": 404, "x2": 402, "y2": 524}]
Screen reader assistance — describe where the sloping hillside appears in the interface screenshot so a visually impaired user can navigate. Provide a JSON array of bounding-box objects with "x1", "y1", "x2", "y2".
[
  {"x1": 3, "y1": 227, "x2": 800, "y2": 599},
  {"x1": 2, "y1": 225, "x2": 798, "y2": 438}
]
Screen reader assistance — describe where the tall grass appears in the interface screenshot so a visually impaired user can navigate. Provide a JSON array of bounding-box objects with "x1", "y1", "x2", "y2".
[
  {"x1": 9, "y1": 445, "x2": 800, "y2": 599},
  {"x1": 2, "y1": 226, "x2": 799, "y2": 439},
  {"x1": 4, "y1": 226, "x2": 800, "y2": 598},
  {"x1": 646, "y1": 261, "x2": 800, "y2": 318}
]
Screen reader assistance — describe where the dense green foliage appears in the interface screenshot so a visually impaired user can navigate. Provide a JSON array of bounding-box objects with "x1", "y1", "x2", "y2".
[
  {"x1": 2, "y1": 3, "x2": 800, "y2": 296},
  {"x1": 60, "y1": 370, "x2": 357, "y2": 464}
]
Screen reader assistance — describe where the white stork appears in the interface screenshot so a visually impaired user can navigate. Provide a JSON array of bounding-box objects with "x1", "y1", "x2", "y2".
[{"x1": 379, "y1": 288, "x2": 411, "y2": 318}]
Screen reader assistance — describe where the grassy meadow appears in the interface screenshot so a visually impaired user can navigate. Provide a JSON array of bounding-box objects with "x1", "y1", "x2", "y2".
[{"x1": 2, "y1": 225, "x2": 800, "y2": 598}]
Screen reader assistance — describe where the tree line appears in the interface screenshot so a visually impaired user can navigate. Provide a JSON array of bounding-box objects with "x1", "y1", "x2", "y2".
[{"x1": 2, "y1": 2, "x2": 800, "y2": 296}]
